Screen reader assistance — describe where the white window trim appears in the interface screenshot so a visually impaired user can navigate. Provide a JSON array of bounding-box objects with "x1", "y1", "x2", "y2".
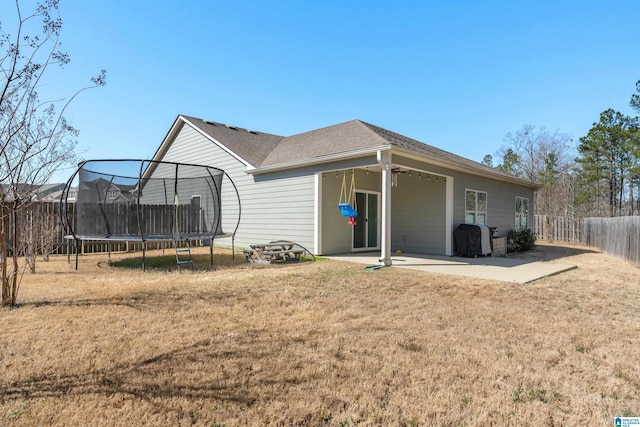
[
  {"x1": 515, "y1": 196, "x2": 529, "y2": 231},
  {"x1": 465, "y1": 188, "x2": 488, "y2": 225}
]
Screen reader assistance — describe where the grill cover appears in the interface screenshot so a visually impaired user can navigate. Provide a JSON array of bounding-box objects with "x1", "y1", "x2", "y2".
[{"x1": 454, "y1": 224, "x2": 492, "y2": 257}]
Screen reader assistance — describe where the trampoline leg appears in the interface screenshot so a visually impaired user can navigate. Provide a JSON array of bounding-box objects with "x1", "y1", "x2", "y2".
[
  {"x1": 75, "y1": 240, "x2": 80, "y2": 270},
  {"x1": 232, "y1": 236, "x2": 235, "y2": 259},
  {"x1": 142, "y1": 241, "x2": 146, "y2": 271},
  {"x1": 209, "y1": 240, "x2": 213, "y2": 266}
]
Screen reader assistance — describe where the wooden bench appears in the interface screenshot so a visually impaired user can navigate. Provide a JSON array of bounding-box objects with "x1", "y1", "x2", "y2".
[{"x1": 263, "y1": 249, "x2": 304, "y2": 262}]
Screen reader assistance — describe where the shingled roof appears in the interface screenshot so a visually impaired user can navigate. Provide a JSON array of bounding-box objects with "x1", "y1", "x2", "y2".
[
  {"x1": 182, "y1": 115, "x2": 284, "y2": 167},
  {"x1": 180, "y1": 115, "x2": 535, "y2": 187},
  {"x1": 259, "y1": 120, "x2": 388, "y2": 167},
  {"x1": 358, "y1": 120, "x2": 511, "y2": 179}
]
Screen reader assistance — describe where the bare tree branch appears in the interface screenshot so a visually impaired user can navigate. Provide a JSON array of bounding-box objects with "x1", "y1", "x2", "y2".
[{"x1": 0, "y1": 0, "x2": 106, "y2": 306}]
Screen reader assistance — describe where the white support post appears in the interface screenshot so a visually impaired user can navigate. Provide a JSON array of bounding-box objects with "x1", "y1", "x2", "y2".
[
  {"x1": 314, "y1": 172, "x2": 322, "y2": 255},
  {"x1": 445, "y1": 176, "x2": 454, "y2": 256},
  {"x1": 377, "y1": 150, "x2": 392, "y2": 266}
]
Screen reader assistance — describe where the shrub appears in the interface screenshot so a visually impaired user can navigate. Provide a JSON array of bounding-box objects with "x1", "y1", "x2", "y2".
[{"x1": 508, "y1": 228, "x2": 536, "y2": 252}]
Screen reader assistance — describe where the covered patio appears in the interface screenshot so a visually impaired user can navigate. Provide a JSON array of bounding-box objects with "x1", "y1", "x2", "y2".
[
  {"x1": 327, "y1": 251, "x2": 576, "y2": 284},
  {"x1": 319, "y1": 150, "x2": 454, "y2": 264}
]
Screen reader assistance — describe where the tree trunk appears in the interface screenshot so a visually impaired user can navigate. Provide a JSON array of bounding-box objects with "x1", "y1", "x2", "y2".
[
  {"x1": 1, "y1": 203, "x2": 9, "y2": 307},
  {"x1": 10, "y1": 203, "x2": 20, "y2": 306},
  {"x1": 546, "y1": 215, "x2": 555, "y2": 243},
  {"x1": 609, "y1": 169, "x2": 615, "y2": 217},
  {"x1": 27, "y1": 207, "x2": 36, "y2": 273},
  {"x1": 1, "y1": 202, "x2": 20, "y2": 307},
  {"x1": 619, "y1": 175, "x2": 624, "y2": 216}
]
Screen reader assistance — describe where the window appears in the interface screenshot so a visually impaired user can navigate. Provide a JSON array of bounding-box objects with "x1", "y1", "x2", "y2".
[
  {"x1": 465, "y1": 189, "x2": 487, "y2": 225},
  {"x1": 108, "y1": 191, "x2": 118, "y2": 199},
  {"x1": 515, "y1": 197, "x2": 529, "y2": 230}
]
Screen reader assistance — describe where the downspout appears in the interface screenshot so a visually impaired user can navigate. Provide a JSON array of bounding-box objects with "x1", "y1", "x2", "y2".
[{"x1": 377, "y1": 150, "x2": 392, "y2": 266}]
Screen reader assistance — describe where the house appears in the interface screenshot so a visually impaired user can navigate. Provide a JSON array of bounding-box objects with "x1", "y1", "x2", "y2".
[
  {"x1": 33, "y1": 183, "x2": 67, "y2": 201},
  {"x1": 1, "y1": 183, "x2": 66, "y2": 202},
  {"x1": 38, "y1": 185, "x2": 78, "y2": 203},
  {"x1": 76, "y1": 178, "x2": 136, "y2": 204},
  {"x1": 149, "y1": 115, "x2": 538, "y2": 265}
]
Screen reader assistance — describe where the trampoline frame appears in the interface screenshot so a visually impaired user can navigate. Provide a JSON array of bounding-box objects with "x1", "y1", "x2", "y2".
[{"x1": 61, "y1": 159, "x2": 242, "y2": 270}]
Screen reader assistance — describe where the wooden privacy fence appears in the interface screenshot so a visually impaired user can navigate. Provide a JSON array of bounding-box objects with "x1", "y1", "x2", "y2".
[
  {"x1": 583, "y1": 216, "x2": 640, "y2": 267},
  {"x1": 76, "y1": 202, "x2": 208, "y2": 238},
  {"x1": 5, "y1": 202, "x2": 206, "y2": 256},
  {"x1": 534, "y1": 215, "x2": 583, "y2": 244},
  {"x1": 2, "y1": 202, "x2": 70, "y2": 255}
]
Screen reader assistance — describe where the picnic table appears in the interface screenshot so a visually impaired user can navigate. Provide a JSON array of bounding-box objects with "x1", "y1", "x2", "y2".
[{"x1": 244, "y1": 241, "x2": 305, "y2": 264}]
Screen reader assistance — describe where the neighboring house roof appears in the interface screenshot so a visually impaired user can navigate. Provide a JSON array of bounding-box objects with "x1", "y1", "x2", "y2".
[
  {"x1": 1, "y1": 183, "x2": 38, "y2": 199},
  {"x1": 38, "y1": 189, "x2": 64, "y2": 202},
  {"x1": 174, "y1": 115, "x2": 537, "y2": 188},
  {"x1": 35, "y1": 183, "x2": 66, "y2": 196},
  {"x1": 40, "y1": 187, "x2": 78, "y2": 203},
  {"x1": 1, "y1": 183, "x2": 66, "y2": 201},
  {"x1": 110, "y1": 193, "x2": 133, "y2": 204}
]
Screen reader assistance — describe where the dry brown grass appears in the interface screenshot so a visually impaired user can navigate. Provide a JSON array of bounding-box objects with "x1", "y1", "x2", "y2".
[{"x1": 1, "y1": 242, "x2": 640, "y2": 426}]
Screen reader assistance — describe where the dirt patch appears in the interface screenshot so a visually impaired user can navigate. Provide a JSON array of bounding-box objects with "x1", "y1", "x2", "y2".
[{"x1": 1, "y1": 243, "x2": 639, "y2": 425}]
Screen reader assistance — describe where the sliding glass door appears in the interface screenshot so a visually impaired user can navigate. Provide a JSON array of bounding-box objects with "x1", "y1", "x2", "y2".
[{"x1": 352, "y1": 191, "x2": 380, "y2": 251}]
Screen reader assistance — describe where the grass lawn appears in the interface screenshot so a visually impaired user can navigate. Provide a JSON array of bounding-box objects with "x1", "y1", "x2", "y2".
[{"x1": 1, "y1": 242, "x2": 640, "y2": 426}]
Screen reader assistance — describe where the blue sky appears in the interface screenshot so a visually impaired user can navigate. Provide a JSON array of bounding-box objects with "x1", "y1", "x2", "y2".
[{"x1": 3, "y1": 1, "x2": 640, "y2": 182}]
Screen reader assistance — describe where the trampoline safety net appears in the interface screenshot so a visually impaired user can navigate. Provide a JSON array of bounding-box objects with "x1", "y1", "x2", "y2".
[{"x1": 62, "y1": 160, "x2": 240, "y2": 242}]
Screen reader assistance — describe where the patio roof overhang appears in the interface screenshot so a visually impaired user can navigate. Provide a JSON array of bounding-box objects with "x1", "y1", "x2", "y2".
[
  {"x1": 246, "y1": 146, "x2": 390, "y2": 175},
  {"x1": 247, "y1": 145, "x2": 540, "y2": 190}
]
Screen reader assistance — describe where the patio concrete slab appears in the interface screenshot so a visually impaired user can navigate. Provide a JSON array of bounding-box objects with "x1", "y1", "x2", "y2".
[{"x1": 327, "y1": 253, "x2": 576, "y2": 284}]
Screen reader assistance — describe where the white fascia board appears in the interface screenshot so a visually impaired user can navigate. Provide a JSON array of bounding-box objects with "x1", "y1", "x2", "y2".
[
  {"x1": 148, "y1": 116, "x2": 185, "y2": 164},
  {"x1": 248, "y1": 146, "x2": 390, "y2": 175},
  {"x1": 389, "y1": 146, "x2": 539, "y2": 189},
  {"x1": 180, "y1": 116, "x2": 255, "y2": 170},
  {"x1": 139, "y1": 117, "x2": 186, "y2": 181}
]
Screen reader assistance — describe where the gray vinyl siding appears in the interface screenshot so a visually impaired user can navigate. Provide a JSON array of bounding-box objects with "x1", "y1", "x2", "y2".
[
  {"x1": 157, "y1": 123, "x2": 316, "y2": 250},
  {"x1": 321, "y1": 168, "x2": 381, "y2": 255},
  {"x1": 393, "y1": 154, "x2": 535, "y2": 240},
  {"x1": 320, "y1": 171, "x2": 347, "y2": 254},
  {"x1": 453, "y1": 174, "x2": 534, "y2": 237},
  {"x1": 392, "y1": 175, "x2": 446, "y2": 254},
  {"x1": 243, "y1": 170, "x2": 314, "y2": 248},
  {"x1": 321, "y1": 167, "x2": 449, "y2": 255}
]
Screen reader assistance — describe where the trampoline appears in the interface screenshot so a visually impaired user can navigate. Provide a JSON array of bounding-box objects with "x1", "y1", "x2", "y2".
[{"x1": 61, "y1": 159, "x2": 241, "y2": 269}]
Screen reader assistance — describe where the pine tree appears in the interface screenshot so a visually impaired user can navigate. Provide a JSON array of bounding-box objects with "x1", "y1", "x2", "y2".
[{"x1": 576, "y1": 109, "x2": 638, "y2": 217}]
